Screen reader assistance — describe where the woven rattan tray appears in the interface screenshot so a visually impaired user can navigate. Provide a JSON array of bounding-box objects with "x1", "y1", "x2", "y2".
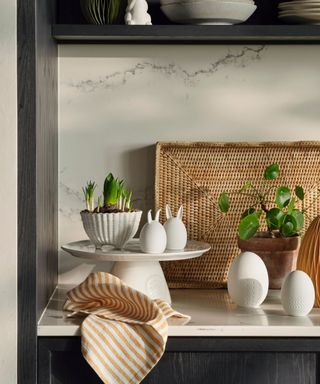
[{"x1": 155, "y1": 141, "x2": 320, "y2": 289}]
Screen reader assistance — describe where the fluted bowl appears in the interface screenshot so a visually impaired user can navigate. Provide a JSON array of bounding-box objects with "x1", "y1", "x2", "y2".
[{"x1": 80, "y1": 211, "x2": 142, "y2": 249}]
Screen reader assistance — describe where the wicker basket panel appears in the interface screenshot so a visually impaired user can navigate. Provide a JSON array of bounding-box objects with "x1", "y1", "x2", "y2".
[{"x1": 155, "y1": 142, "x2": 320, "y2": 289}]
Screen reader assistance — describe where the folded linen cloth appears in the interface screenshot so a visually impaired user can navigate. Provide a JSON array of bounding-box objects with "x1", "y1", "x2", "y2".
[{"x1": 64, "y1": 272, "x2": 190, "y2": 384}]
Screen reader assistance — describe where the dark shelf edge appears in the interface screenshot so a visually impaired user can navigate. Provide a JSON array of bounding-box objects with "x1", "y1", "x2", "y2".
[{"x1": 53, "y1": 24, "x2": 320, "y2": 43}]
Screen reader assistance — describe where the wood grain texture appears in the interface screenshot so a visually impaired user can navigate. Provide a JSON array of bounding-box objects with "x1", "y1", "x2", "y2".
[
  {"x1": 297, "y1": 216, "x2": 320, "y2": 307},
  {"x1": 144, "y1": 352, "x2": 316, "y2": 384},
  {"x1": 38, "y1": 337, "x2": 318, "y2": 384},
  {"x1": 35, "y1": 0, "x2": 58, "y2": 323},
  {"x1": 18, "y1": 0, "x2": 58, "y2": 383}
]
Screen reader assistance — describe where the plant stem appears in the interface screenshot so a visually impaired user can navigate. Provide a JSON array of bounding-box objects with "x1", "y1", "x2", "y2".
[{"x1": 302, "y1": 192, "x2": 320, "y2": 213}]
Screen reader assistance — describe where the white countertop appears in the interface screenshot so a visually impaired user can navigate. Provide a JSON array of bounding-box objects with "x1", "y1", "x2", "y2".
[{"x1": 38, "y1": 286, "x2": 320, "y2": 337}]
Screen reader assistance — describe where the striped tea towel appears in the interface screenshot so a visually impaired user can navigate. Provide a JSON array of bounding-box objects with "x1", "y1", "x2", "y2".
[{"x1": 64, "y1": 272, "x2": 190, "y2": 384}]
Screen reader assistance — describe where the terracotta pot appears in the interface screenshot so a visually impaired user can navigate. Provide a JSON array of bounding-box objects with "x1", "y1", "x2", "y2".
[{"x1": 237, "y1": 232, "x2": 300, "y2": 289}]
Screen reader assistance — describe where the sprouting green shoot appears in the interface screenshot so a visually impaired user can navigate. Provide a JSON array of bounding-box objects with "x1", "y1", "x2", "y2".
[
  {"x1": 103, "y1": 173, "x2": 120, "y2": 206},
  {"x1": 103, "y1": 173, "x2": 134, "y2": 211},
  {"x1": 82, "y1": 181, "x2": 97, "y2": 212},
  {"x1": 124, "y1": 189, "x2": 133, "y2": 210}
]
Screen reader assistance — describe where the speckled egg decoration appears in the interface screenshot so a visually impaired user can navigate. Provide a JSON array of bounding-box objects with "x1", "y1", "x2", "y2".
[
  {"x1": 228, "y1": 251, "x2": 269, "y2": 308},
  {"x1": 281, "y1": 270, "x2": 315, "y2": 317}
]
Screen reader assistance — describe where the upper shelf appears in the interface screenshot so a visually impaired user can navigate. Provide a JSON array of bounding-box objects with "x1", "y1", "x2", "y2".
[{"x1": 53, "y1": 24, "x2": 320, "y2": 43}]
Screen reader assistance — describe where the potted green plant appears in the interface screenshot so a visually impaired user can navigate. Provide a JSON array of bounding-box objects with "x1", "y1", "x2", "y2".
[
  {"x1": 218, "y1": 163, "x2": 306, "y2": 289},
  {"x1": 80, "y1": 173, "x2": 142, "y2": 249},
  {"x1": 80, "y1": 0, "x2": 127, "y2": 25}
]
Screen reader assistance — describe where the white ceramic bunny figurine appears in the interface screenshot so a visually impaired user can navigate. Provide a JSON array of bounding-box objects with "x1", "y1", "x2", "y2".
[
  {"x1": 140, "y1": 209, "x2": 167, "y2": 253},
  {"x1": 164, "y1": 205, "x2": 187, "y2": 250},
  {"x1": 125, "y1": 0, "x2": 152, "y2": 25}
]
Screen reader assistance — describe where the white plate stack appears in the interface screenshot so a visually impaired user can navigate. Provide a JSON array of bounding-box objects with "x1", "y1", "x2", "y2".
[
  {"x1": 278, "y1": 0, "x2": 320, "y2": 23},
  {"x1": 160, "y1": 0, "x2": 257, "y2": 25}
]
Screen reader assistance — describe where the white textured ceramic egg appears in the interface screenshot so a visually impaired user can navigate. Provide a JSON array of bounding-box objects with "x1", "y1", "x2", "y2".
[
  {"x1": 164, "y1": 205, "x2": 187, "y2": 251},
  {"x1": 281, "y1": 270, "x2": 315, "y2": 316},
  {"x1": 228, "y1": 251, "x2": 269, "y2": 308},
  {"x1": 140, "y1": 209, "x2": 167, "y2": 254}
]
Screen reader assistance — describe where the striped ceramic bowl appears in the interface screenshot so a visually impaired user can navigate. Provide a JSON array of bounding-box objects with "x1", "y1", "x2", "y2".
[{"x1": 80, "y1": 210, "x2": 142, "y2": 249}]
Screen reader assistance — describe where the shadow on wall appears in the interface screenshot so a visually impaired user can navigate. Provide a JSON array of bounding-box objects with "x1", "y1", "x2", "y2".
[
  {"x1": 122, "y1": 144, "x2": 156, "y2": 228},
  {"x1": 59, "y1": 144, "x2": 156, "y2": 284}
]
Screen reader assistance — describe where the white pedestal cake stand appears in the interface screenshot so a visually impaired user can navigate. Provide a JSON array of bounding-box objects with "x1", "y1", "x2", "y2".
[{"x1": 62, "y1": 239, "x2": 210, "y2": 303}]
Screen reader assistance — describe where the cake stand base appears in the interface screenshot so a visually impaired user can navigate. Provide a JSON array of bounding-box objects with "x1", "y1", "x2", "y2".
[
  {"x1": 111, "y1": 260, "x2": 171, "y2": 303},
  {"x1": 62, "y1": 239, "x2": 211, "y2": 304}
]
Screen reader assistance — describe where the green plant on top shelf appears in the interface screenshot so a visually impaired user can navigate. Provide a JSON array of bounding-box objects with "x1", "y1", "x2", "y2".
[{"x1": 80, "y1": 0, "x2": 127, "y2": 25}]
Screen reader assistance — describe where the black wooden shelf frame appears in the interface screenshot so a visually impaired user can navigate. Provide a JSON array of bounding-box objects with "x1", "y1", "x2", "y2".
[{"x1": 53, "y1": 24, "x2": 320, "y2": 43}]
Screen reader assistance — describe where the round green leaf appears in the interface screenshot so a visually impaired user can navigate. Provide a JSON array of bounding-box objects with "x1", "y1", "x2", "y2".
[
  {"x1": 264, "y1": 163, "x2": 280, "y2": 180},
  {"x1": 281, "y1": 221, "x2": 295, "y2": 237},
  {"x1": 238, "y1": 213, "x2": 260, "y2": 240},
  {"x1": 241, "y1": 207, "x2": 256, "y2": 219},
  {"x1": 291, "y1": 209, "x2": 304, "y2": 231},
  {"x1": 295, "y1": 186, "x2": 305, "y2": 201},
  {"x1": 275, "y1": 186, "x2": 291, "y2": 208},
  {"x1": 218, "y1": 192, "x2": 229, "y2": 213},
  {"x1": 280, "y1": 214, "x2": 297, "y2": 237},
  {"x1": 266, "y1": 208, "x2": 285, "y2": 230}
]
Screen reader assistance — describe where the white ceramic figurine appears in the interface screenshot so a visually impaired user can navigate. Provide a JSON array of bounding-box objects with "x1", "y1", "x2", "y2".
[
  {"x1": 228, "y1": 251, "x2": 269, "y2": 308},
  {"x1": 281, "y1": 270, "x2": 315, "y2": 317},
  {"x1": 164, "y1": 205, "x2": 187, "y2": 251},
  {"x1": 140, "y1": 209, "x2": 167, "y2": 253},
  {"x1": 125, "y1": 0, "x2": 152, "y2": 25}
]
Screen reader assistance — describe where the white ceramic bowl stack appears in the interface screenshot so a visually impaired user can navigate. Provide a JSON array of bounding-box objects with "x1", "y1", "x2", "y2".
[
  {"x1": 160, "y1": 0, "x2": 257, "y2": 25},
  {"x1": 278, "y1": 0, "x2": 320, "y2": 23}
]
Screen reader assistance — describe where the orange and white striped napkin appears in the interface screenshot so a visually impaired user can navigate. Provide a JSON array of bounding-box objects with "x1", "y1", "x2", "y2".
[{"x1": 64, "y1": 272, "x2": 190, "y2": 384}]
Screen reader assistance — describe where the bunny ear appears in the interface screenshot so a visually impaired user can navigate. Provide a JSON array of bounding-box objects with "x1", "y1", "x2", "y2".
[
  {"x1": 177, "y1": 206, "x2": 183, "y2": 220},
  {"x1": 155, "y1": 209, "x2": 161, "y2": 222},
  {"x1": 166, "y1": 204, "x2": 172, "y2": 219},
  {"x1": 147, "y1": 210, "x2": 152, "y2": 223}
]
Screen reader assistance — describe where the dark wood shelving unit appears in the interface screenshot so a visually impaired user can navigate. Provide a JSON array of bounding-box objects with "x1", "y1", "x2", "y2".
[
  {"x1": 53, "y1": 24, "x2": 320, "y2": 43},
  {"x1": 16, "y1": 0, "x2": 320, "y2": 383},
  {"x1": 54, "y1": 0, "x2": 320, "y2": 43}
]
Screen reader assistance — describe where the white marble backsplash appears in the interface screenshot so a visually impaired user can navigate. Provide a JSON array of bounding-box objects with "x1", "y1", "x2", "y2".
[{"x1": 59, "y1": 44, "x2": 320, "y2": 283}]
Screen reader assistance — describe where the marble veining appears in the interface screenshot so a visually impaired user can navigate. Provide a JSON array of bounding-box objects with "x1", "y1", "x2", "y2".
[{"x1": 65, "y1": 46, "x2": 266, "y2": 92}]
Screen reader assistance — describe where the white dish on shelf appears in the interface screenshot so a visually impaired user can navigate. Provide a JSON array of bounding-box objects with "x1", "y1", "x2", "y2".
[
  {"x1": 279, "y1": 5, "x2": 320, "y2": 11},
  {"x1": 278, "y1": 13, "x2": 320, "y2": 22},
  {"x1": 279, "y1": 10, "x2": 320, "y2": 15},
  {"x1": 279, "y1": 0, "x2": 320, "y2": 6},
  {"x1": 161, "y1": 1, "x2": 257, "y2": 25},
  {"x1": 160, "y1": 0, "x2": 254, "y2": 5},
  {"x1": 62, "y1": 239, "x2": 211, "y2": 303},
  {"x1": 279, "y1": 2, "x2": 320, "y2": 9},
  {"x1": 279, "y1": 9, "x2": 320, "y2": 16}
]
